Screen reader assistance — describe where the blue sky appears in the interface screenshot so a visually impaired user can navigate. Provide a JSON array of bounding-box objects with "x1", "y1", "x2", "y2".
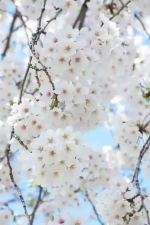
[{"x1": 84, "y1": 128, "x2": 115, "y2": 147}]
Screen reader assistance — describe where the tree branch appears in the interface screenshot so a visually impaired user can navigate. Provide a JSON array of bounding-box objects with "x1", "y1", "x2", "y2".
[
  {"x1": 1, "y1": 10, "x2": 18, "y2": 59},
  {"x1": 132, "y1": 136, "x2": 150, "y2": 182},
  {"x1": 136, "y1": 177, "x2": 150, "y2": 224},
  {"x1": 41, "y1": 9, "x2": 62, "y2": 34},
  {"x1": 132, "y1": 136, "x2": 150, "y2": 224},
  {"x1": 18, "y1": 56, "x2": 32, "y2": 104},
  {"x1": 14, "y1": 135, "x2": 32, "y2": 153},
  {"x1": 17, "y1": 11, "x2": 30, "y2": 45},
  {"x1": 6, "y1": 127, "x2": 31, "y2": 224},
  {"x1": 134, "y1": 14, "x2": 150, "y2": 39},
  {"x1": 30, "y1": 186, "x2": 43, "y2": 225},
  {"x1": 6, "y1": 1, "x2": 49, "y2": 224},
  {"x1": 2, "y1": 18, "x2": 28, "y2": 42},
  {"x1": 110, "y1": 0, "x2": 131, "y2": 20},
  {"x1": 85, "y1": 191, "x2": 104, "y2": 225},
  {"x1": 73, "y1": 0, "x2": 89, "y2": 29}
]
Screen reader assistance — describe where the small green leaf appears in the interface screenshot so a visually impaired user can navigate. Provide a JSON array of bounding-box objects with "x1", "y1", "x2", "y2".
[{"x1": 28, "y1": 199, "x2": 35, "y2": 207}]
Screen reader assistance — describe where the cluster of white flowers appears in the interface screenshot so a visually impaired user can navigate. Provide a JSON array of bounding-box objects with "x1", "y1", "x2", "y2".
[
  {"x1": 0, "y1": 0, "x2": 150, "y2": 224},
  {"x1": 0, "y1": 209, "x2": 13, "y2": 225},
  {"x1": 6, "y1": 13, "x2": 123, "y2": 193},
  {"x1": 96, "y1": 176, "x2": 150, "y2": 225},
  {"x1": 16, "y1": 126, "x2": 88, "y2": 189}
]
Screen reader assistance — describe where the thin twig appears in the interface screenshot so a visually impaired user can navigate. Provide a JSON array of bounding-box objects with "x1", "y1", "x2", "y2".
[
  {"x1": 135, "y1": 178, "x2": 150, "y2": 224},
  {"x1": 6, "y1": 127, "x2": 31, "y2": 224},
  {"x1": 2, "y1": 20, "x2": 27, "y2": 42},
  {"x1": 132, "y1": 136, "x2": 150, "y2": 224},
  {"x1": 17, "y1": 11, "x2": 30, "y2": 45},
  {"x1": 30, "y1": 186, "x2": 43, "y2": 225},
  {"x1": 29, "y1": 49, "x2": 56, "y2": 98},
  {"x1": 35, "y1": 71, "x2": 41, "y2": 88},
  {"x1": 24, "y1": 73, "x2": 31, "y2": 93},
  {"x1": 110, "y1": 0, "x2": 131, "y2": 20},
  {"x1": 126, "y1": 193, "x2": 140, "y2": 203},
  {"x1": 25, "y1": 88, "x2": 38, "y2": 95},
  {"x1": 41, "y1": 9, "x2": 62, "y2": 34},
  {"x1": 1, "y1": 11, "x2": 18, "y2": 58},
  {"x1": 132, "y1": 136, "x2": 150, "y2": 182},
  {"x1": 34, "y1": 0, "x2": 47, "y2": 44},
  {"x1": 18, "y1": 56, "x2": 32, "y2": 104},
  {"x1": 14, "y1": 135, "x2": 32, "y2": 153},
  {"x1": 73, "y1": 0, "x2": 89, "y2": 29},
  {"x1": 134, "y1": 14, "x2": 150, "y2": 39},
  {"x1": 85, "y1": 191, "x2": 104, "y2": 225},
  {"x1": 143, "y1": 120, "x2": 150, "y2": 130},
  {"x1": 6, "y1": 1, "x2": 49, "y2": 224}
]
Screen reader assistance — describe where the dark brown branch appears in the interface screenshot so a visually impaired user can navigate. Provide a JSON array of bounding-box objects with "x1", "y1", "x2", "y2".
[
  {"x1": 110, "y1": 0, "x2": 131, "y2": 20},
  {"x1": 1, "y1": 11, "x2": 18, "y2": 59},
  {"x1": 132, "y1": 136, "x2": 150, "y2": 224},
  {"x1": 6, "y1": 127, "x2": 31, "y2": 224},
  {"x1": 35, "y1": 71, "x2": 41, "y2": 88},
  {"x1": 2, "y1": 20, "x2": 27, "y2": 42},
  {"x1": 132, "y1": 136, "x2": 150, "y2": 182},
  {"x1": 143, "y1": 121, "x2": 150, "y2": 131},
  {"x1": 34, "y1": 0, "x2": 47, "y2": 44},
  {"x1": 14, "y1": 135, "x2": 32, "y2": 153},
  {"x1": 73, "y1": 0, "x2": 89, "y2": 29},
  {"x1": 6, "y1": 1, "x2": 49, "y2": 224},
  {"x1": 29, "y1": 49, "x2": 57, "y2": 101},
  {"x1": 24, "y1": 72, "x2": 31, "y2": 93},
  {"x1": 18, "y1": 56, "x2": 32, "y2": 104},
  {"x1": 41, "y1": 9, "x2": 62, "y2": 34},
  {"x1": 38, "y1": 0, "x2": 47, "y2": 29},
  {"x1": 29, "y1": 3, "x2": 61, "y2": 101},
  {"x1": 30, "y1": 186, "x2": 43, "y2": 225},
  {"x1": 136, "y1": 175, "x2": 150, "y2": 224},
  {"x1": 134, "y1": 14, "x2": 150, "y2": 39},
  {"x1": 126, "y1": 193, "x2": 140, "y2": 203}
]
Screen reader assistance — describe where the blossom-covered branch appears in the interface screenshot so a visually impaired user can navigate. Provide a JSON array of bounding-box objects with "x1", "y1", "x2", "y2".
[
  {"x1": 110, "y1": 0, "x2": 131, "y2": 20},
  {"x1": 1, "y1": 0, "x2": 150, "y2": 224}
]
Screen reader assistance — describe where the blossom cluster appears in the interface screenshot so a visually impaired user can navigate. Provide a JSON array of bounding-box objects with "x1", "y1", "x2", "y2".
[
  {"x1": 7, "y1": 13, "x2": 122, "y2": 192},
  {"x1": 96, "y1": 176, "x2": 150, "y2": 225},
  {"x1": 0, "y1": 0, "x2": 150, "y2": 224},
  {"x1": 16, "y1": 126, "x2": 88, "y2": 189}
]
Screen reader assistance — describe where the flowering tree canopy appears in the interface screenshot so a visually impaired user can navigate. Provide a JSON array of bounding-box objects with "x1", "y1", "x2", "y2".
[{"x1": 0, "y1": 0, "x2": 150, "y2": 224}]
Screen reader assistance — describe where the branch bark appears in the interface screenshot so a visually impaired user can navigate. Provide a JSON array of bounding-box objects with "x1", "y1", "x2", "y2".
[
  {"x1": 41, "y1": 9, "x2": 62, "y2": 34},
  {"x1": 1, "y1": 10, "x2": 18, "y2": 59},
  {"x1": 6, "y1": 127, "x2": 31, "y2": 224},
  {"x1": 30, "y1": 186, "x2": 43, "y2": 225},
  {"x1": 18, "y1": 56, "x2": 32, "y2": 104},
  {"x1": 132, "y1": 136, "x2": 150, "y2": 224},
  {"x1": 73, "y1": 0, "x2": 89, "y2": 29},
  {"x1": 6, "y1": 1, "x2": 49, "y2": 224},
  {"x1": 85, "y1": 191, "x2": 104, "y2": 225},
  {"x1": 110, "y1": 0, "x2": 131, "y2": 20}
]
